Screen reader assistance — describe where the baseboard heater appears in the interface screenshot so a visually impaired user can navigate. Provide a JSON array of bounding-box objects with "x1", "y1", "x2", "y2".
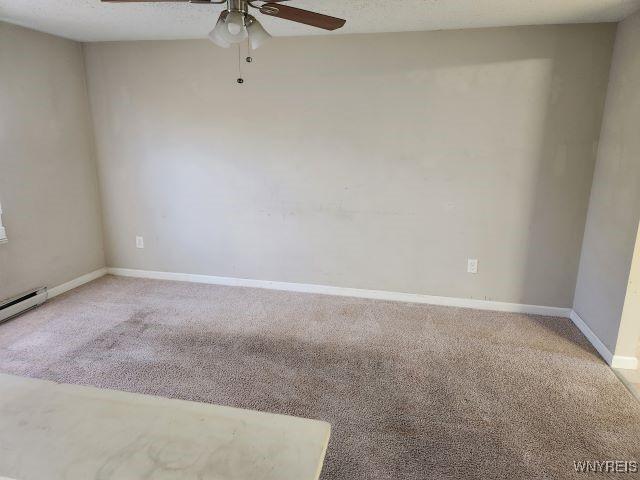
[{"x1": 0, "y1": 287, "x2": 47, "y2": 324}]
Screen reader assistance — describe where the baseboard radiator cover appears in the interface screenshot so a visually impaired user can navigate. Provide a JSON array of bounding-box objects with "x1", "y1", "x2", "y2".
[{"x1": 0, "y1": 287, "x2": 47, "y2": 324}]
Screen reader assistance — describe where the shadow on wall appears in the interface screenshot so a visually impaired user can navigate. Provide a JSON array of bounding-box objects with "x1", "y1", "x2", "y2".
[
  {"x1": 519, "y1": 28, "x2": 613, "y2": 309},
  {"x1": 85, "y1": 25, "x2": 615, "y2": 309}
]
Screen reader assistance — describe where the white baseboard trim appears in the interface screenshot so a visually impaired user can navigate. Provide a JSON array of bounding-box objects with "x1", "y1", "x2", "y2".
[
  {"x1": 49, "y1": 267, "x2": 636, "y2": 369},
  {"x1": 106, "y1": 267, "x2": 571, "y2": 318},
  {"x1": 569, "y1": 310, "x2": 639, "y2": 369},
  {"x1": 569, "y1": 310, "x2": 614, "y2": 364},
  {"x1": 48, "y1": 268, "x2": 108, "y2": 299}
]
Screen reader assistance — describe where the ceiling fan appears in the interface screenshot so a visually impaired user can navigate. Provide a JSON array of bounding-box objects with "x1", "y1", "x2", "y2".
[{"x1": 101, "y1": 0, "x2": 347, "y2": 50}]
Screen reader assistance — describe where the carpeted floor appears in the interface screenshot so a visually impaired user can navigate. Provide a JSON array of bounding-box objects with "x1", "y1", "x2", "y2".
[{"x1": 0, "y1": 275, "x2": 639, "y2": 479}]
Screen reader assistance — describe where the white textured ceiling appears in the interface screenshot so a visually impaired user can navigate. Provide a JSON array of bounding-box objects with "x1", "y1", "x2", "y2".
[{"x1": 1, "y1": 0, "x2": 639, "y2": 42}]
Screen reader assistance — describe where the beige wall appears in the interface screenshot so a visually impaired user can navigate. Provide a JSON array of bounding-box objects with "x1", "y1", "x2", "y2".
[
  {"x1": 574, "y1": 10, "x2": 640, "y2": 355},
  {"x1": 84, "y1": 25, "x2": 615, "y2": 307},
  {"x1": 0, "y1": 22, "x2": 105, "y2": 300}
]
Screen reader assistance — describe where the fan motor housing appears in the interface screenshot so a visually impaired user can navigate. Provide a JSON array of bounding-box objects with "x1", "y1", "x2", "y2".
[{"x1": 228, "y1": 0, "x2": 248, "y2": 14}]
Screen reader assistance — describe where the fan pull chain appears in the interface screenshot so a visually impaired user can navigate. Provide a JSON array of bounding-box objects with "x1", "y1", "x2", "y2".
[
  {"x1": 246, "y1": 38, "x2": 253, "y2": 64},
  {"x1": 237, "y1": 43, "x2": 244, "y2": 84}
]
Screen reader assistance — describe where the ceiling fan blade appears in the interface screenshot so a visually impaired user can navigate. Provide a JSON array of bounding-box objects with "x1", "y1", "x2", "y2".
[{"x1": 259, "y1": 3, "x2": 346, "y2": 31}]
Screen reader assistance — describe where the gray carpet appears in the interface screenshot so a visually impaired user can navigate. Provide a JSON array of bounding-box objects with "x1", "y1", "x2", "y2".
[{"x1": 0, "y1": 275, "x2": 638, "y2": 479}]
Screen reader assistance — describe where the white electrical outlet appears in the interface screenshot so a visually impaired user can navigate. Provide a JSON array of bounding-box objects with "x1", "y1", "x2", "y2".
[
  {"x1": 467, "y1": 258, "x2": 478, "y2": 274},
  {"x1": 136, "y1": 236, "x2": 144, "y2": 249}
]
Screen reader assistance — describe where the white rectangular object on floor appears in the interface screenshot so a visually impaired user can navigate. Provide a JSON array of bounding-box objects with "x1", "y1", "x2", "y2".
[{"x1": 0, "y1": 373, "x2": 330, "y2": 480}]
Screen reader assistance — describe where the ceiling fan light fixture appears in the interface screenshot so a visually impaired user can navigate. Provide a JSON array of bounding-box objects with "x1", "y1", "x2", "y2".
[
  {"x1": 208, "y1": 29, "x2": 230, "y2": 48},
  {"x1": 217, "y1": 10, "x2": 247, "y2": 43},
  {"x1": 246, "y1": 16, "x2": 271, "y2": 50},
  {"x1": 208, "y1": 14, "x2": 231, "y2": 48}
]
